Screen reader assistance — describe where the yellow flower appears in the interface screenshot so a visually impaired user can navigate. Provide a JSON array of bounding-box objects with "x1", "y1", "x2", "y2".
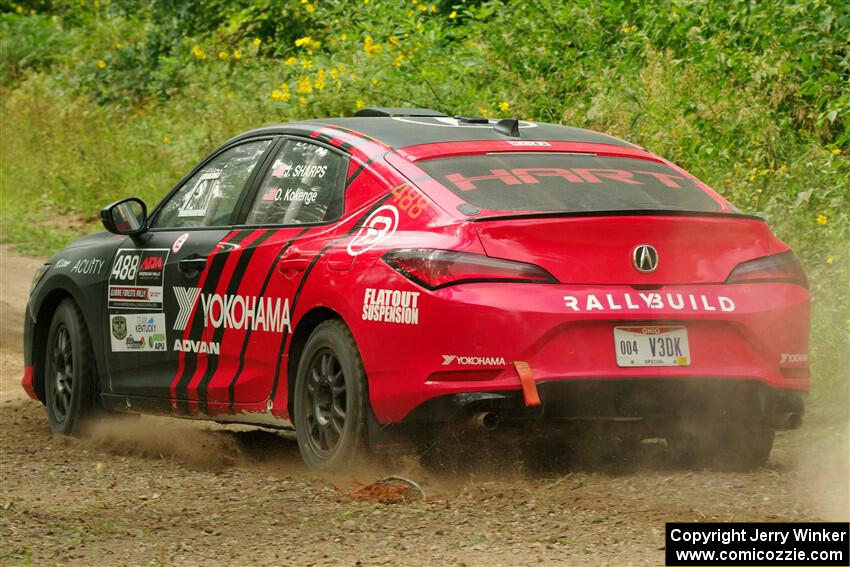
[
  {"x1": 279, "y1": 84, "x2": 292, "y2": 102},
  {"x1": 295, "y1": 36, "x2": 310, "y2": 47},
  {"x1": 364, "y1": 0, "x2": 369, "y2": 3},
  {"x1": 96, "y1": 59, "x2": 107, "y2": 69},
  {"x1": 355, "y1": 99, "x2": 366, "y2": 109},
  {"x1": 330, "y1": 68, "x2": 339, "y2": 80},
  {"x1": 191, "y1": 45, "x2": 206, "y2": 60},
  {"x1": 305, "y1": 3, "x2": 315, "y2": 13},
  {"x1": 15, "y1": 5, "x2": 23, "y2": 13},
  {"x1": 296, "y1": 76, "x2": 313, "y2": 94},
  {"x1": 233, "y1": 50, "x2": 242, "y2": 60},
  {"x1": 825, "y1": 256, "x2": 834, "y2": 265},
  {"x1": 371, "y1": 78, "x2": 379, "y2": 86},
  {"x1": 832, "y1": 148, "x2": 842, "y2": 155},
  {"x1": 498, "y1": 101, "x2": 510, "y2": 112},
  {"x1": 314, "y1": 69, "x2": 326, "y2": 90},
  {"x1": 816, "y1": 214, "x2": 828, "y2": 225},
  {"x1": 393, "y1": 54, "x2": 405, "y2": 68},
  {"x1": 478, "y1": 106, "x2": 491, "y2": 118},
  {"x1": 301, "y1": 59, "x2": 313, "y2": 70},
  {"x1": 285, "y1": 57, "x2": 297, "y2": 65},
  {"x1": 449, "y1": 10, "x2": 457, "y2": 18},
  {"x1": 218, "y1": 50, "x2": 228, "y2": 60},
  {"x1": 430, "y1": 4, "x2": 437, "y2": 12},
  {"x1": 162, "y1": 136, "x2": 171, "y2": 145},
  {"x1": 363, "y1": 35, "x2": 382, "y2": 56},
  {"x1": 418, "y1": 4, "x2": 426, "y2": 11},
  {"x1": 271, "y1": 89, "x2": 282, "y2": 101},
  {"x1": 253, "y1": 38, "x2": 262, "y2": 47},
  {"x1": 340, "y1": 33, "x2": 347, "y2": 41},
  {"x1": 298, "y1": 96, "x2": 308, "y2": 108}
]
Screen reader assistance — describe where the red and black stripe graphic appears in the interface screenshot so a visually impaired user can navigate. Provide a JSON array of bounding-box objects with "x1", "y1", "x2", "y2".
[
  {"x1": 225, "y1": 227, "x2": 309, "y2": 413},
  {"x1": 194, "y1": 229, "x2": 276, "y2": 413},
  {"x1": 267, "y1": 193, "x2": 394, "y2": 407},
  {"x1": 171, "y1": 230, "x2": 243, "y2": 415}
]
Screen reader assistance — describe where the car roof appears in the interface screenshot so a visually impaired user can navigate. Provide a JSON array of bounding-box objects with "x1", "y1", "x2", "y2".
[{"x1": 233, "y1": 116, "x2": 639, "y2": 151}]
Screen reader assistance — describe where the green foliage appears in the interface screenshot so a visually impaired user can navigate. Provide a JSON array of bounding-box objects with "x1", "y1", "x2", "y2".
[{"x1": 0, "y1": 0, "x2": 847, "y2": 395}]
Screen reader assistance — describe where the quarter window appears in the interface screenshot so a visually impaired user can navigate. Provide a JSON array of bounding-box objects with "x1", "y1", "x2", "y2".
[
  {"x1": 153, "y1": 140, "x2": 271, "y2": 228},
  {"x1": 246, "y1": 140, "x2": 345, "y2": 225}
]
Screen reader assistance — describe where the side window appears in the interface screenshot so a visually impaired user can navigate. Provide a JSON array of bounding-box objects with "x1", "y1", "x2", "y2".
[
  {"x1": 245, "y1": 140, "x2": 345, "y2": 225},
  {"x1": 153, "y1": 140, "x2": 271, "y2": 228}
]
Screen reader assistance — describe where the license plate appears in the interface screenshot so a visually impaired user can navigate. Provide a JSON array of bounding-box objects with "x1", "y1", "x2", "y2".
[{"x1": 614, "y1": 326, "x2": 691, "y2": 367}]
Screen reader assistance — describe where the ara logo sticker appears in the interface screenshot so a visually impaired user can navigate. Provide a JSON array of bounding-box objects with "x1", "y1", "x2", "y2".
[
  {"x1": 347, "y1": 205, "x2": 399, "y2": 256},
  {"x1": 172, "y1": 233, "x2": 189, "y2": 253}
]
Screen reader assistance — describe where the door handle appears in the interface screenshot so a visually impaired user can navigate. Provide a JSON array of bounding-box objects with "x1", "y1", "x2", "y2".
[
  {"x1": 278, "y1": 254, "x2": 311, "y2": 278},
  {"x1": 178, "y1": 256, "x2": 207, "y2": 276}
]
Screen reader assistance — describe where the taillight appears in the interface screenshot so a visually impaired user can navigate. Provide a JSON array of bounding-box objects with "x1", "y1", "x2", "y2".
[
  {"x1": 726, "y1": 251, "x2": 808, "y2": 288},
  {"x1": 382, "y1": 249, "x2": 557, "y2": 290}
]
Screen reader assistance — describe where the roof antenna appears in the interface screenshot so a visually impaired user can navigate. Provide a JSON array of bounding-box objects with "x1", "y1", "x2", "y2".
[{"x1": 494, "y1": 118, "x2": 520, "y2": 137}]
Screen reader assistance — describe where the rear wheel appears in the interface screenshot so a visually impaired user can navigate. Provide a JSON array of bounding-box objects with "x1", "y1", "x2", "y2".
[
  {"x1": 44, "y1": 299, "x2": 96, "y2": 435},
  {"x1": 293, "y1": 320, "x2": 368, "y2": 471}
]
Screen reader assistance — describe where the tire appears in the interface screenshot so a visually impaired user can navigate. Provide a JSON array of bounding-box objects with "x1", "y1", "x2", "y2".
[
  {"x1": 44, "y1": 299, "x2": 96, "y2": 436},
  {"x1": 667, "y1": 421, "x2": 774, "y2": 471},
  {"x1": 293, "y1": 320, "x2": 368, "y2": 471}
]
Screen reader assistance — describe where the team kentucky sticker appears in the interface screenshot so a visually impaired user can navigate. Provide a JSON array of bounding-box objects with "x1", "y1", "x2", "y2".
[
  {"x1": 109, "y1": 313, "x2": 167, "y2": 352},
  {"x1": 108, "y1": 249, "x2": 169, "y2": 310}
]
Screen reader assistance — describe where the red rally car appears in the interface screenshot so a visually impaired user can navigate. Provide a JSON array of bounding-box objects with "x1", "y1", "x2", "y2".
[{"x1": 23, "y1": 108, "x2": 809, "y2": 470}]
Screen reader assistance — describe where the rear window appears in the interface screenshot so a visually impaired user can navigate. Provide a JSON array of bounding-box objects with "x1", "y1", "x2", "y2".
[{"x1": 418, "y1": 153, "x2": 723, "y2": 213}]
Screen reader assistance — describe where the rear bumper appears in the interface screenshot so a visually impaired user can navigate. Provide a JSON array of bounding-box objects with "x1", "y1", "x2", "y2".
[
  {"x1": 352, "y1": 269, "x2": 810, "y2": 423},
  {"x1": 402, "y1": 378, "x2": 806, "y2": 430}
]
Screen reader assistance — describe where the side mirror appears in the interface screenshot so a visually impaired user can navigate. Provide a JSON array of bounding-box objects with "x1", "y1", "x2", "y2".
[{"x1": 101, "y1": 197, "x2": 148, "y2": 235}]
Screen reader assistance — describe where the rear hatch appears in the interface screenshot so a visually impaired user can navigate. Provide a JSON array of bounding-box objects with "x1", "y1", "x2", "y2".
[
  {"x1": 473, "y1": 214, "x2": 773, "y2": 285},
  {"x1": 416, "y1": 151, "x2": 773, "y2": 284}
]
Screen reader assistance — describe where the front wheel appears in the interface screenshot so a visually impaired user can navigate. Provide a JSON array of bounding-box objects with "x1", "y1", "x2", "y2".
[
  {"x1": 44, "y1": 299, "x2": 96, "y2": 435},
  {"x1": 293, "y1": 320, "x2": 368, "y2": 471}
]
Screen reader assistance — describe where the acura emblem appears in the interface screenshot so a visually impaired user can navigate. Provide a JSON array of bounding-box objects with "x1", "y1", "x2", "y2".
[{"x1": 632, "y1": 245, "x2": 659, "y2": 273}]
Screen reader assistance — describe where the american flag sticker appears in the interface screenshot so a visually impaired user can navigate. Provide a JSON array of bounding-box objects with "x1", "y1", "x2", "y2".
[{"x1": 262, "y1": 187, "x2": 279, "y2": 201}]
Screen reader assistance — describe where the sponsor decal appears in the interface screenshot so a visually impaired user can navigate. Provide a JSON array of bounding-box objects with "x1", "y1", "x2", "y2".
[
  {"x1": 261, "y1": 186, "x2": 318, "y2": 205},
  {"x1": 172, "y1": 286, "x2": 291, "y2": 333},
  {"x1": 54, "y1": 259, "x2": 71, "y2": 269},
  {"x1": 111, "y1": 316, "x2": 128, "y2": 339},
  {"x1": 362, "y1": 288, "x2": 419, "y2": 325},
  {"x1": 173, "y1": 339, "x2": 220, "y2": 354},
  {"x1": 70, "y1": 257, "x2": 105, "y2": 275},
  {"x1": 178, "y1": 171, "x2": 220, "y2": 217},
  {"x1": 347, "y1": 205, "x2": 399, "y2": 256},
  {"x1": 445, "y1": 168, "x2": 685, "y2": 191},
  {"x1": 270, "y1": 162, "x2": 328, "y2": 179},
  {"x1": 563, "y1": 292, "x2": 736, "y2": 313},
  {"x1": 781, "y1": 353, "x2": 808, "y2": 364},
  {"x1": 441, "y1": 354, "x2": 506, "y2": 366},
  {"x1": 172, "y1": 233, "x2": 189, "y2": 253},
  {"x1": 108, "y1": 249, "x2": 169, "y2": 310},
  {"x1": 391, "y1": 183, "x2": 428, "y2": 220},
  {"x1": 109, "y1": 313, "x2": 166, "y2": 352},
  {"x1": 507, "y1": 141, "x2": 551, "y2": 147}
]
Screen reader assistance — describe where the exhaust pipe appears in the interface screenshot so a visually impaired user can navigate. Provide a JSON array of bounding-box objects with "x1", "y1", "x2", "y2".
[
  {"x1": 469, "y1": 412, "x2": 500, "y2": 431},
  {"x1": 784, "y1": 412, "x2": 802, "y2": 430}
]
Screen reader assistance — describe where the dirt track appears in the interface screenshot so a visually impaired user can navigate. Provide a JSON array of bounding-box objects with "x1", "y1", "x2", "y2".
[{"x1": 1, "y1": 245, "x2": 848, "y2": 566}]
